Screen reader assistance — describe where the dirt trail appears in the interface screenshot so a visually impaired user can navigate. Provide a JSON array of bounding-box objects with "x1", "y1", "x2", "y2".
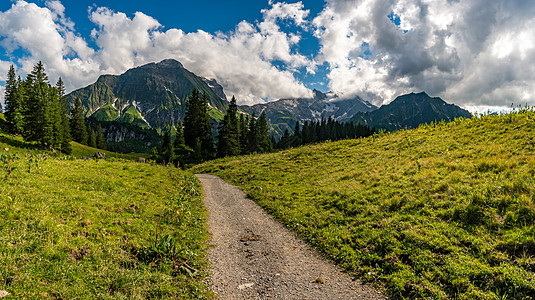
[{"x1": 196, "y1": 174, "x2": 386, "y2": 299}]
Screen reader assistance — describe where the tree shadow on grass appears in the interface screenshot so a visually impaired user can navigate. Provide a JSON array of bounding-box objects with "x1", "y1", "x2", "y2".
[{"x1": 0, "y1": 134, "x2": 39, "y2": 152}]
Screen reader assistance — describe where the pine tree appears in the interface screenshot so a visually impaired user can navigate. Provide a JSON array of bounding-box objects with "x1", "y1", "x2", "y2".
[
  {"x1": 23, "y1": 61, "x2": 51, "y2": 145},
  {"x1": 183, "y1": 89, "x2": 214, "y2": 161},
  {"x1": 4, "y1": 65, "x2": 17, "y2": 128},
  {"x1": 71, "y1": 97, "x2": 87, "y2": 144},
  {"x1": 239, "y1": 114, "x2": 248, "y2": 153},
  {"x1": 57, "y1": 77, "x2": 72, "y2": 154},
  {"x1": 159, "y1": 131, "x2": 175, "y2": 164},
  {"x1": 88, "y1": 125, "x2": 97, "y2": 148},
  {"x1": 245, "y1": 113, "x2": 259, "y2": 154},
  {"x1": 257, "y1": 112, "x2": 272, "y2": 153},
  {"x1": 4, "y1": 66, "x2": 26, "y2": 134},
  {"x1": 184, "y1": 89, "x2": 201, "y2": 148},
  {"x1": 174, "y1": 120, "x2": 185, "y2": 149},
  {"x1": 96, "y1": 123, "x2": 107, "y2": 150},
  {"x1": 48, "y1": 85, "x2": 64, "y2": 149},
  {"x1": 217, "y1": 96, "x2": 239, "y2": 158},
  {"x1": 199, "y1": 92, "x2": 215, "y2": 160}
]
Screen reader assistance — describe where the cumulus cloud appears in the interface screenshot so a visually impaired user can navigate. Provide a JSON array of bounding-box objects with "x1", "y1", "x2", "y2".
[
  {"x1": 314, "y1": 0, "x2": 535, "y2": 108},
  {"x1": 0, "y1": 0, "x2": 314, "y2": 105},
  {"x1": 0, "y1": 85, "x2": 4, "y2": 111},
  {"x1": 1, "y1": 0, "x2": 534, "y2": 110}
]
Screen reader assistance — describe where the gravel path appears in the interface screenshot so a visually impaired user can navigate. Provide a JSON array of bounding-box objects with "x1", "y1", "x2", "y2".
[{"x1": 196, "y1": 174, "x2": 387, "y2": 299}]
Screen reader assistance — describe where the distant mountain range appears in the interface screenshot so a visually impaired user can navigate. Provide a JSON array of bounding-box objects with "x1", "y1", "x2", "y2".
[
  {"x1": 239, "y1": 89, "x2": 377, "y2": 137},
  {"x1": 352, "y1": 92, "x2": 472, "y2": 132},
  {"x1": 66, "y1": 59, "x2": 472, "y2": 151}
]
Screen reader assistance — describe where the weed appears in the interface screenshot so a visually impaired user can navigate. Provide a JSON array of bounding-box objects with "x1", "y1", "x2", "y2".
[{"x1": 0, "y1": 153, "x2": 18, "y2": 181}]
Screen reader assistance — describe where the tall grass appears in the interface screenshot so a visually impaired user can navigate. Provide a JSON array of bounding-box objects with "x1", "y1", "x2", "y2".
[
  {"x1": 192, "y1": 108, "x2": 535, "y2": 299},
  {"x1": 0, "y1": 150, "x2": 211, "y2": 298}
]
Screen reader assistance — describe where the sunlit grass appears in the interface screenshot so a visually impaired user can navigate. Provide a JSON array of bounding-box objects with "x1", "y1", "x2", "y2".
[
  {"x1": 0, "y1": 148, "x2": 211, "y2": 298},
  {"x1": 192, "y1": 108, "x2": 535, "y2": 299}
]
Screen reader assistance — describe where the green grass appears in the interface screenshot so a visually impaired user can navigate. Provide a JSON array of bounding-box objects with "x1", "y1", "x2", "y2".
[
  {"x1": 208, "y1": 107, "x2": 224, "y2": 122},
  {"x1": 0, "y1": 126, "x2": 212, "y2": 298},
  {"x1": 70, "y1": 141, "x2": 149, "y2": 161},
  {"x1": 0, "y1": 130, "x2": 148, "y2": 161},
  {"x1": 191, "y1": 109, "x2": 535, "y2": 299},
  {"x1": 117, "y1": 105, "x2": 151, "y2": 129},
  {"x1": 91, "y1": 102, "x2": 120, "y2": 122}
]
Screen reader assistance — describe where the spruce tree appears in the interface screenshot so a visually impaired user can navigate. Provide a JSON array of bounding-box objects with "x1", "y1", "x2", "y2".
[
  {"x1": 184, "y1": 89, "x2": 202, "y2": 148},
  {"x1": 239, "y1": 114, "x2": 248, "y2": 153},
  {"x1": 160, "y1": 131, "x2": 175, "y2": 164},
  {"x1": 48, "y1": 85, "x2": 64, "y2": 149},
  {"x1": 96, "y1": 123, "x2": 107, "y2": 150},
  {"x1": 88, "y1": 125, "x2": 97, "y2": 148},
  {"x1": 174, "y1": 120, "x2": 185, "y2": 149},
  {"x1": 70, "y1": 97, "x2": 87, "y2": 144},
  {"x1": 57, "y1": 78, "x2": 72, "y2": 154},
  {"x1": 23, "y1": 61, "x2": 51, "y2": 145},
  {"x1": 217, "y1": 96, "x2": 239, "y2": 158},
  {"x1": 257, "y1": 112, "x2": 272, "y2": 153},
  {"x1": 4, "y1": 65, "x2": 17, "y2": 128},
  {"x1": 183, "y1": 89, "x2": 214, "y2": 161},
  {"x1": 245, "y1": 113, "x2": 259, "y2": 154},
  {"x1": 199, "y1": 92, "x2": 215, "y2": 160},
  {"x1": 4, "y1": 66, "x2": 25, "y2": 134}
]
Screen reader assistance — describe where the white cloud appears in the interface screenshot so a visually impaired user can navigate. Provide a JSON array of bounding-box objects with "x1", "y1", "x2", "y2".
[
  {"x1": 314, "y1": 0, "x2": 535, "y2": 108},
  {"x1": 1, "y1": 0, "x2": 533, "y2": 110},
  {"x1": 0, "y1": 1, "x2": 314, "y2": 105},
  {"x1": 0, "y1": 85, "x2": 5, "y2": 112}
]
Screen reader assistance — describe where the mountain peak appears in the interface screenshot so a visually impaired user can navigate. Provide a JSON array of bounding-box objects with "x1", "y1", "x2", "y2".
[
  {"x1": 156, "y1": 59, "x2": 184, "y2": 68},
  {"x1": 313, "y1": 89, "x2": 328, "y2": 100},
  {"x1": 353, "y1": 92, "x2": 472, "y2": 132}
]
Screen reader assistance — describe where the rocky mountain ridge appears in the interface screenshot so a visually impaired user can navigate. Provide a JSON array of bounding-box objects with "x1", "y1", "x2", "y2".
[
  {"x1": 66, "y1": 59, "x2": 228, "y2": 134},
  {"x1": 352, "y1": 92, "x2": 472, "y2": 132},
  {"x1": 239, "y1": 89, "x2": 377, "y2": 137}
]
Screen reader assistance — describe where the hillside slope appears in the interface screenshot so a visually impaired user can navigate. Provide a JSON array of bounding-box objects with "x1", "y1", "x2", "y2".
[
  {"x1": 0, "y1": 131, "x2": 211, "y2": 298},
  {"x1": 192, "y1": 109, "x2": 535, "y2": 299}
]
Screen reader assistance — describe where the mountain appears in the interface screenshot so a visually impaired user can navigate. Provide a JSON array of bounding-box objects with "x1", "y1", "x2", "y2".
[
  {"x1": 66, "y1": 59, "x2": 228, "y2": 133},
  {"x1": 239, "y1": 89, "x2": 377, "y2": 137},
  {"x1": 352, "y1": 92, "x2": 472, "y2": 131}
]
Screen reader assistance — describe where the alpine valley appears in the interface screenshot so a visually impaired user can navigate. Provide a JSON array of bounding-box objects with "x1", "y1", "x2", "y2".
[{"x1": 66, "y1": 59, "x2": 472, "y2": 152}]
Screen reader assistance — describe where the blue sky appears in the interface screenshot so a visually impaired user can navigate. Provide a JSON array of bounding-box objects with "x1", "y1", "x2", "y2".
[{"x1": 1, "y1": 0, "x2": 534, "y2": 111}]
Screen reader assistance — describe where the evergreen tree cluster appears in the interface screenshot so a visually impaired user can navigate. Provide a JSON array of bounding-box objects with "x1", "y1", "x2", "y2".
[
  {"x1": 275, "y1": 118, "x2": 376, "y2": 149},
  {"x1": 4, "y1": 63, "x2": 72, "y2": 153},
  {"x1": 216, "y1": 96, "x2": 272, "y2": 157},
  {"x1": 3, "y1": 62, "x2": 107, "y2": 154},
  {"x1": 152, "y1": 90, "x2": 273, "y2": 166}
]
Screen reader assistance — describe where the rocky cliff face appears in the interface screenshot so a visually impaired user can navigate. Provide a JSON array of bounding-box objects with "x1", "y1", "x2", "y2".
[
  {"x1": 352, "y1": 92, "x2": 472, "y2": 131},
  {"x1": 66, "y1": 59, "x2": 228, "y2": 134},
  {"x1": 239, "y1": 89, "x2": 377, "y2": 137}
]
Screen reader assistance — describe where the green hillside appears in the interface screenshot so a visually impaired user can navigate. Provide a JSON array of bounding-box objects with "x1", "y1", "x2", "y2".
[
  {"x1": 91, "y1": 102, "x2": 119, "y2": 122},
  {"x1": 0, "y1": 131, "x2": 211, "y2": 298},
  {"x1": 192, "y1": 109, "x2": 535, "y2": 299},
  {"x1": 117, "y1": 105, "x2": 151, "y2": 129}
]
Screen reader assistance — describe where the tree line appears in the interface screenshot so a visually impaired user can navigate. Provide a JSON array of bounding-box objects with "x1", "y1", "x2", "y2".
[
  {"x1": 152, "y1": 89, "x2": 273, "y2": 166},
  {"x1": 153, "y1": 89, "x2": 375, "y2": 167},
  {"x1": 275, "y1": 118, "x2": 376, "y2": 149},
  {"x1": 3, "y1": 63, "x2": 107, "y2": 154}
]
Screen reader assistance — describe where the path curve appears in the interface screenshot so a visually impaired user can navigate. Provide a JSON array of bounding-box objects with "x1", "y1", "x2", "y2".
[{"x1": 196, "y1": 174, "x2": 386, "y2": 299}]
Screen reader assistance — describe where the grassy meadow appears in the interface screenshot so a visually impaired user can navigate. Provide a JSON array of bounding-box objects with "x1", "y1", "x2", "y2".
[
  {"x1": 0, "y1": 119, "x2": 212, "y2": 298},
  {"x1": 192, "y1": 108, "x2": 535, "y2": 299}
]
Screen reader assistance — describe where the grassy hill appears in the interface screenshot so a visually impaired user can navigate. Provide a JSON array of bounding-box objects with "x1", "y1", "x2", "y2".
[
  {"x1": 0, "y1": 122, "x2": 211, "y2": 298},
  {"x1": 191, "y1": 108, "x2": 535, "y2": 299}
]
